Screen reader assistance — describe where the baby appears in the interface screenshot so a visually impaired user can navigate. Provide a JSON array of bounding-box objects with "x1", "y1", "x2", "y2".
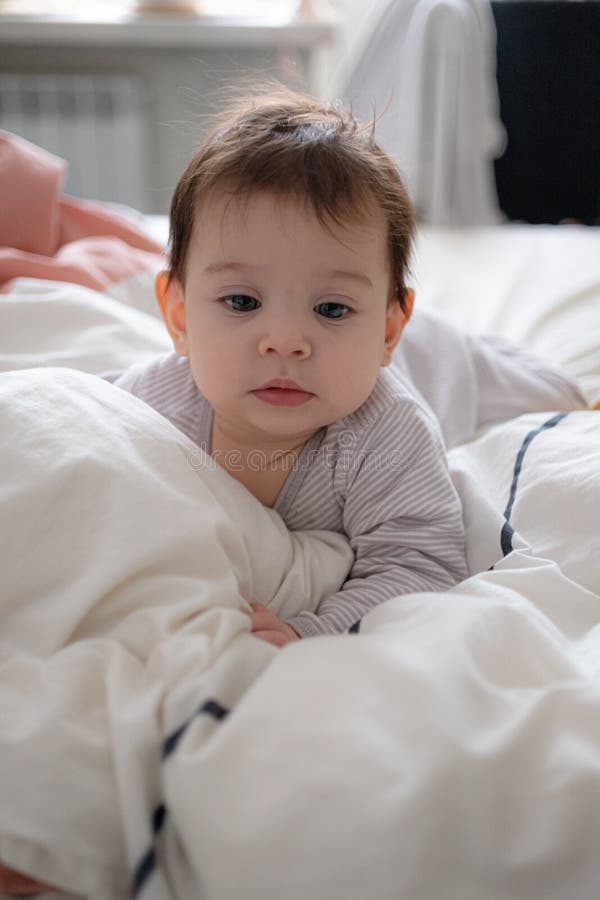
[
  {"x1": 107, "y1": 88, "x2": 469, "y2": 646},
  {"x1": 0, "y1": 87, "x2": 587, "y2": 900}
]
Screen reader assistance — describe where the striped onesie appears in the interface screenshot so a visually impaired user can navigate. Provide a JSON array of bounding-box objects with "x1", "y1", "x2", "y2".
[{"x1": 109, "y1": 353, "x2": 468, "y2": 638}]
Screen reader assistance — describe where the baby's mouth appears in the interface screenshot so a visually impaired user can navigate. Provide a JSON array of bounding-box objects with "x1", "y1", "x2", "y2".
[{"x1": 252, "y1": 379, "x2": 314, "y2": 407}]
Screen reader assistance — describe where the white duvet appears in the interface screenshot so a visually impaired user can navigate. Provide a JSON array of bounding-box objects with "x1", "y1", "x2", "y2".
[
  {"x1": 0, "y1": 366, "x2": 353, "y2": 898},
  {"x1": 1, "y1": 223, "x2": 600, "y2": 899}
]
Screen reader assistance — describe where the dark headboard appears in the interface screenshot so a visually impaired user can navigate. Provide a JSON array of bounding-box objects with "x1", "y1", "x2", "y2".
[{"x1": 491, "y1": 1, "x2": 600, "y2": 225}]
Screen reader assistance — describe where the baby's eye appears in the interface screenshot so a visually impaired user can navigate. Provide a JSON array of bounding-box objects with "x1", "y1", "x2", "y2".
[
  {"x1": 314, "y1": 302, "x2": 350, "y2": 320},
  {"x1": 223, "y1": 294, "x2": 260, "y2": 312}
]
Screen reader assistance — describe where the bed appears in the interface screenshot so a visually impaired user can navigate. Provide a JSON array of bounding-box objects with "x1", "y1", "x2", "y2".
[{"x1": 1, "y1": 128, "x2": 600, "y2": 899}]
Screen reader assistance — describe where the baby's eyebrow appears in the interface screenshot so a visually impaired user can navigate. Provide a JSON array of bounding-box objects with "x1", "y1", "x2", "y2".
[
  {"x1": 202, "y1": 261, "x2": 373, "y2": 288},
  {"x1": 323, "y1": 269, "x2": 373, "y2": 288},
  {"x1": 202, "y1": 261, "x2": 259, "y2": 275}
]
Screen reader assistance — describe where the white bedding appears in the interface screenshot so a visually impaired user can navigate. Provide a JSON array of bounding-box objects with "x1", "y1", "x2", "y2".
[
  {"x1": 0, "y1": 366, "x2": 352, "y2": 898},
  {"x1": 168, "y1": 409, "x2": 600, "y2": 900},
  {"x1": 414, "y1": 224, "x2": 600, "y2": 405},
  {"x1": 1, "y1": 222, "x2": 599, "y2": 898}
]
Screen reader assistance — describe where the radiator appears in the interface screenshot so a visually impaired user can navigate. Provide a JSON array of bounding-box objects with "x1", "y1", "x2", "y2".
[{"x1": 0, "y1": 73, "x2": 148, "y2": 210}]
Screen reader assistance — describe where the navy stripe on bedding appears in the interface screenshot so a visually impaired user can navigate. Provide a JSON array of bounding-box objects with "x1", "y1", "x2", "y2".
[
  {"x1": 162, "y1": 698, "x2": 228, "y2": 759},
  {"x1": 500, "y1": 412, "x2": 568, "y2": 556},
  {"x1": 132, "y1": 846, "x2": 157, "y2": 897},
  {"x1": 131, "y1": 697, "x2": 230, "y2": 897}
]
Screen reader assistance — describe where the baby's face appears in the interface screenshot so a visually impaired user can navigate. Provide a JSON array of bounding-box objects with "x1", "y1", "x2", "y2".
[{"x1": 164, "y1": 189, "x2": 406, "y2": 452}]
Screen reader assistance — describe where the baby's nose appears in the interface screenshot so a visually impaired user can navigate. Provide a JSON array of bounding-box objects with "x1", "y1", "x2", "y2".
[{"x1": 258, "y1": 317, "x2": 311, "y2": 358}]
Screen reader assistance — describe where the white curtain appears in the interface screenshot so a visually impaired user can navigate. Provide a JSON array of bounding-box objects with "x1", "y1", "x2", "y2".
[{"x1": 328, "y1": 0, "x2": 505, "y2": 225}]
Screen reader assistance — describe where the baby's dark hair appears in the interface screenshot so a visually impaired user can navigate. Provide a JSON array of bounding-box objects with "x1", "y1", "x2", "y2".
[{"x1": 168, "y1": 88, "x2": 415, "y2": 312}]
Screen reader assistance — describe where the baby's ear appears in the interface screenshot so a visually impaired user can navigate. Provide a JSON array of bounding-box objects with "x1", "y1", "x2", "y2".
[
  {"x1": 155, "y1": 270, "x2": 188, "y2": 356},
  {"x1": 381, "y1": 288, "x2": 415, "y2": 366},
  {"x1": 402, "y1": 287, "x2": 415, "y2": 320}
]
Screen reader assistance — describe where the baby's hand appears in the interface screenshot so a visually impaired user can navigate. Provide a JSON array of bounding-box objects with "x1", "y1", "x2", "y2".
[{"x1": 248, "y1": 603, "x2": 300, "y2": 647}]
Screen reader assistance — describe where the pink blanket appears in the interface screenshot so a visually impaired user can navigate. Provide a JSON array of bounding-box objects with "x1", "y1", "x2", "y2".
[{"x1": 0, "y1": 131, "x2": 164, "y2": 293}]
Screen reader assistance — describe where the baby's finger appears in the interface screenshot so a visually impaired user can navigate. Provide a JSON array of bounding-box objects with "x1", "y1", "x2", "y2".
[
  {"x1": 252, "y1": 629, "x2": 289, "y2": 647},
  {"x1": 249, "y1": 602, "x2": 269, "y2": 613},
  {"x1": 248, "y1": 608, "x2": 278, "y2": 632}
]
